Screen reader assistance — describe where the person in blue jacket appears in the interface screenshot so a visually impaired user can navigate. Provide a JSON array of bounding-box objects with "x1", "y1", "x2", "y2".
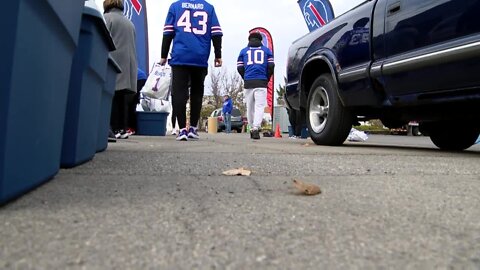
[{"x1": 222, "y1": 95, "x2": 233, "y2": 133}]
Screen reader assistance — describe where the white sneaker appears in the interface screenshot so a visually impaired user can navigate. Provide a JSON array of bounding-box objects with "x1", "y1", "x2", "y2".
[
  {"x1": 126, "y1": 128, "x2": 135, "y2": 136},
  {"x1": 187, "y1": 127, "x2": 200, "y2": 140},
  {"x1": 114, "y1": 130, "x2": 129, "y2": 139},
  {"x1": 176, "y1": 128, "x2": 188, "y2": 141},
  {"x1": 171, "y1": 129, "x2": 177, "y2": 135},
  {"x1": 119, "y1": 130, "x2": 129, "y2": 139}
]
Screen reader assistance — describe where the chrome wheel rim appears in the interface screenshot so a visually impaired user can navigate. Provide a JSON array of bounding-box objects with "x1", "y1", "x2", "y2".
[{"x1": 309, "y1": 86, "x2": 329, "y2": 133}]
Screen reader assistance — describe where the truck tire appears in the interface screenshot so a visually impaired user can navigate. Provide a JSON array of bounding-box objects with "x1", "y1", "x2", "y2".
[
  {"x1": 428, "y1": 123, "x2": 479, "y2": 151},
  {"x1": 306, "y1": 74, "x2": 352, "y2": 146}
]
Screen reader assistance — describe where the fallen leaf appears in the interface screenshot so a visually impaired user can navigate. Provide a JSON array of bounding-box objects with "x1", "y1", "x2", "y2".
[
  {"x1": 222, "y1": 167, "x2": 251, "y2": 176},
  {"x1": 302, "y1": 143, "x2": 310, "y2": 147},
  {"x1": 292, "y1": 179, "x2": 321, "y2": 195}
]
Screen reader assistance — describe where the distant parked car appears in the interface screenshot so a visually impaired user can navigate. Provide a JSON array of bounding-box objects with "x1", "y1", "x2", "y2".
[{"x1": 206, "y1": 108, "x2": 246, "y2": 133}]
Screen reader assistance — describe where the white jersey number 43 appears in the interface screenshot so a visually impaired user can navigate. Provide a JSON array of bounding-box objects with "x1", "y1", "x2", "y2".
[{"x1": 177, "y1": 10, "x2": 208, "y2": 35}]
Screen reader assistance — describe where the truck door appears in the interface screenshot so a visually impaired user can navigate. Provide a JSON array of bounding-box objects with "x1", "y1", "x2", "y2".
[{"x1": 382, "y1": 0, "x2": 480, "y2": 102}]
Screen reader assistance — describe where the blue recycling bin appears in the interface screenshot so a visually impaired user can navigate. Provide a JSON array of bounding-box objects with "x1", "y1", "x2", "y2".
[
  {"x1": 137, "y1": 112, "x2": 169, "y2": 136},
  {"x1": 97, "y1": 56, "x2": 121, "y2": 152},
  {"x1": 0, "y1": 0, "x2": 83, "y2": 204},
  {"x1": 61, "y1": 4, "x2": 115, "y2": 168}
]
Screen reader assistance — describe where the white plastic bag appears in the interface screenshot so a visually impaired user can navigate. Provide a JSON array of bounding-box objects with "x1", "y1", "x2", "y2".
[
  {"x1": 347, "y1": 128, "x2": 368, "y2": 142},
  {"x1": 150, "y1": 99, "x2": 171, "y2": 113},
  {"x1": 140, "y1": 63, "x2": 171, "y2": 99},
  {"x1": 139, "y1": 97, "x2": 150, "y2": 111},
  {"x1": 139, "y1": 95, "x2": 171, "y2": 113}
]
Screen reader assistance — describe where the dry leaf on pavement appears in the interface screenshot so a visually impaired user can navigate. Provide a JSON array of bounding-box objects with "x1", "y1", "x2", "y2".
[
  {"x1": 293, "y1": 179, "x2": 321, "y2": 195},
  {"x1": 222, "y1": 168, "x2": 251, "y2": 176}
]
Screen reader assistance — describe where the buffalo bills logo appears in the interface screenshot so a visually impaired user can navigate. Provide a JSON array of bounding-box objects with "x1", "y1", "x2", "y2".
[
  {"x1": 301, "y1": 0, "x2": 334, "y2": 31},
  {"x1": 259, "y1": 32, "x2": 270, "y2": 48},
  {"x1": 124, "y1": 0, "x2": 142, "y2": 20}
]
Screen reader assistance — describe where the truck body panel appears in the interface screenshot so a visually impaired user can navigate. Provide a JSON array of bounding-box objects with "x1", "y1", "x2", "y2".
[{"x1": 286, "y1": 0, "x2": 480, "y2": 149}]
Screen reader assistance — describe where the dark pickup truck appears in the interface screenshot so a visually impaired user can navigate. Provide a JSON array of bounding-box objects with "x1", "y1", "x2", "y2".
[{"x1": 285, "y1": 0, "x2": 480, "y2": 150}]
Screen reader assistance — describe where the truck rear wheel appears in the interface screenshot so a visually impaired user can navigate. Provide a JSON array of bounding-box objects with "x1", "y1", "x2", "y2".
[
  {"x1": 428, "y1": 123, "x2": 479, "y2": 151},
  {"x1": 306, "y1": 74, "x2": 352, "y2": 146}
]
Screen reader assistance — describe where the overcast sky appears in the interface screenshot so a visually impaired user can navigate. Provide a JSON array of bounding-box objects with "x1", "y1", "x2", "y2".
[{"x1": 95, "y1": 0, "x2": 364, "y2": 92}]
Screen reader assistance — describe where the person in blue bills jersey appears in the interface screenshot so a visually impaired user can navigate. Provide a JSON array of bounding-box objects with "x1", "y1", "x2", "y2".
[
  {"x1": 160, "y1": 0, "x2": 223, "y2": 141},
  {"x1": 237, "y1": 32, "x2": 274, "y2": 140}
]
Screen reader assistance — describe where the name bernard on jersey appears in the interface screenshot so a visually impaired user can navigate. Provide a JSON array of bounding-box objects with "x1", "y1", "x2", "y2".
[{"x1": 181, "y1": 3, "x2": 204, "y2": 9}]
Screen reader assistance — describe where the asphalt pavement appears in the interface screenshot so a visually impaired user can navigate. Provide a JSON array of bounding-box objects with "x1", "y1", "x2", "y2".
[{"x1": 1, "y1": 133, "x2": 479, "y2": 269}]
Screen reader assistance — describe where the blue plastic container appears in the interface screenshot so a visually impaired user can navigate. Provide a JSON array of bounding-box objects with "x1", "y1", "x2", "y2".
[
  {"x1": 97, "y1": 56, "x2": 121, "y2": 153},
  {"x1": 137, "y1": 112, "x2": 169, "y2": 136},
  {"x1": 61, "y1": 4, "x2": 115, "y2": 168},
  {"x1": 0, "y1": 0, "x2": 83, "y2": 204}
]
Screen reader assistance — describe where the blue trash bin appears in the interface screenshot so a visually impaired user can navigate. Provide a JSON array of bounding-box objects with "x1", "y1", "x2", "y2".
[
  {"x1": 97, "y1": 56, "x2": 122, "y2": 153},
  {"x1": 0, "y1": 0, "x2": 83, "y2": 204},
  {"x1": 137, "y1": 112, "x2": 169, "y2": 136},
  {"x1": 61, "y1": 3, "x2": 115, "y2": 168}
]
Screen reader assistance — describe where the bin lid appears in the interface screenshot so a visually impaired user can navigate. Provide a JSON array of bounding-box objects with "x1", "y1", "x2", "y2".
[{"x1": 83, "y1": 0, "x2": 116, "y2": 51}]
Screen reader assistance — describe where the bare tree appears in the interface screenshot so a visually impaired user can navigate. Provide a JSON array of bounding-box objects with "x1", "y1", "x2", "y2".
[
  {"x1": 207, "y1": 65, "x2": 226, "y2": 108},
  {"x1": 222, "y1": 71, "x2": 245, "y2": 114},
  {"x1": 275, "y1": 76, "x2": 287, "y2": 106},
  {"x1": 204, "y1": 66, "x2": 246, "y2": 115}
]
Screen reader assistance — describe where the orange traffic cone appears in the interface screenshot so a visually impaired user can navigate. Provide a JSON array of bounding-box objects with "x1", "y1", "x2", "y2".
[{"x1": 274, "y1": 123, "x2": 282, "y2": 138}]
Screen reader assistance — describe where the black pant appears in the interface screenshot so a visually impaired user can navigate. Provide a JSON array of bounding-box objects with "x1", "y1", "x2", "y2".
[
  {"x1": 287, "y1": 108, "x2": 302, "y2": 136},
  {"x1": 111, "y1": 89, "x2": 135, "y2": 132},
  {"x1": 171, "y1": 65, "x2": 208, "y2": 129},
  {"x1": 171, "y1": 108, "x2": 177, "y2": 129}
]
